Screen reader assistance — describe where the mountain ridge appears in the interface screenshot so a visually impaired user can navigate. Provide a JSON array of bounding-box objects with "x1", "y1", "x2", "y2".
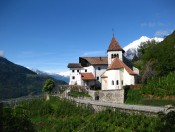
[
  {"x1": 29, "y1": 68, "x2": 69, "y2": 83},
  {"x1": 0, "y1": 57, "x2": 67, "y2": 100},
  {"x1": 123, "y1": 36, "x2": 163, "y2": 59}
]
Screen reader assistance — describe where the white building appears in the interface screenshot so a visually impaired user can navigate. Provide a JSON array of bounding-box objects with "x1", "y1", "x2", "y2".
[{"x1": 68, "y1": 36, "x2": 139, "y2": 90}]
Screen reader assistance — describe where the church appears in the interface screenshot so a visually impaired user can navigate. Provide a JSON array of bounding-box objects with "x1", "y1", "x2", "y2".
[{"x1": 68, "y1": 36, "x2": 139, "y2": 90}]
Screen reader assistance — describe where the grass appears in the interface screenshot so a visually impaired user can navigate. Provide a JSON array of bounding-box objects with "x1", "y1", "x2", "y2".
[
  {"x1": 125, "y1": 88, "x2": 175, "y2": 107},
  {"x1": 3, "y1": 96, "x2": 175, "y2": 131}
]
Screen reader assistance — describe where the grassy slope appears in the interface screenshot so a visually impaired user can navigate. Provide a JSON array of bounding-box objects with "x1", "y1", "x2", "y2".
[
  {"x1": 3, "y1": 96, "x2": 175, "y2": 132},
  {"x1": 125, "y1": 88, "x2": 175, "y2": 107}
]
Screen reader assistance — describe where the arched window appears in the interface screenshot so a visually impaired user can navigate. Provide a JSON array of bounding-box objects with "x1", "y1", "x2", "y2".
[
  {"x1": 116, "y1": 80, "x2": 119, "y2": 85},
  {"x1": 117, "y1": 54, "x2": 119, "y2": 58},
  {"x1": 111, "y1": 54, "x2": 114, "y2": 58},
  {"x1": 114, "y1": 54, "x2": 117, "y2": 58},
  {"x1": 112, "y1": 80, "x2": 114, "y2": 85}
]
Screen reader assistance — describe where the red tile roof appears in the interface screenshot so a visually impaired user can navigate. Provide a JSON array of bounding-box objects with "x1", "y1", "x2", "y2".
[
  {"x1": 107, "y1": 58, "x2": 137, "y2": 75},
  {"x1": 80, "y1": 57, "x2": 108, "y2": 65},
  {"x1": 80, "y1": 73, "x2": 95, "y2": 80},
  {"x1": 107, "y1": 37, "x2": 125, "y2": 53}
]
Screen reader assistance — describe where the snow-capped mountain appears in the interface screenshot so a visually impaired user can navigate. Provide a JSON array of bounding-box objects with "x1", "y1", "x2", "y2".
[
  {"x1": 29, "y1": 68, "x2": 70, "y2": 83},
  {"x1": 123, "y1": 36, "x2": 163, "y2": 60}
]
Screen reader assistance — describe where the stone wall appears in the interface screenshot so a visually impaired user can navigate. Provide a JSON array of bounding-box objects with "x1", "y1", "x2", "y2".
[
  {"x1": 99, "y1": 89, "x2": 124, "y2": 103},
  {"x1": 88, "y1": 90, "x2": 99, "y2": 100}
]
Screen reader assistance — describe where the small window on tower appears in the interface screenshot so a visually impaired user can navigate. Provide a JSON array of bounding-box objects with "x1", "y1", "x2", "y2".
[
  {"x1": 72, "y1": 70, "x2": 74, "y2": 73},
  {"x1": 72, "y1": 76, "x2": 75, "y2": 79},
  {"x1": 111, "y1": 54, "x2": 114, "y2": 58},
  {"x1": 117, "y1": 54, "x2": 119, "y2": 58},
  {"x1": 85, "y1": 69, "x2": 87, "y2": 72},
  {"x1": 97, "y1": 77, "x2": 99, "y2": 80},
  {"x1": 114, "y1": 54, "x2": 117, "y2": 58},
  {"x1": 98, "y1": 67, "x2": 101, "y2": 70},
  {"x1": 121, "y1": 80, "x2": 123, "y2": 85},
  {"x1": 77, "y1": 70, "x2": 79, "y2": 72}
]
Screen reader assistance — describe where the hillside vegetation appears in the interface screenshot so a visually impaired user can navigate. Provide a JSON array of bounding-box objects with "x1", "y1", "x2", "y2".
[
  {"x1": 132, "y1": 31, "x2": 175, "y2": 97},
  {"x1": 0, "y1": 57, "x2": 67, "y2": 100},
  {"x1": 3, "y1": 96, "x2": 175, "y2": 131}
]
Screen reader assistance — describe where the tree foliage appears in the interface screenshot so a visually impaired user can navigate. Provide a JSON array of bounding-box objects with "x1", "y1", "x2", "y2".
[
  {"x1": 2, "y1": 107, "x2": 35, "y2": 131},
  {"x1": 133, "y1": 30, "x2": 175, "y2": 83},
  {"x1": 42, "y1": 79, "x2": 55, "y2": 94}
]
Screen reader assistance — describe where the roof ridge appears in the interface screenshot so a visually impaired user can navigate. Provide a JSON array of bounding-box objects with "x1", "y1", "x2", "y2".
[{"x1": 108, "y1": 58, "x2": 137, "y2": 75}]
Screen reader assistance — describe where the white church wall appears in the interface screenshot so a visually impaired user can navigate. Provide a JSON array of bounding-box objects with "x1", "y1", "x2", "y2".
[
  {"x1": 101, "y1": 71, "x2": 108, "y2": 90},
  {"x1": 69, "y1": 68, "x2": 82, "y2": 85},
  {"x1": 81, "y1": 65, "x2": 95, "y2": 75},
  {"x1": 123, "y1": 69, "x2": 135, "y2": 85},
  {"x1": 107, "y1": 70, "x2": 121, "y2": 90},
  {"x1": 94, "y1": 65, "x2": 108, "y2": 82}
]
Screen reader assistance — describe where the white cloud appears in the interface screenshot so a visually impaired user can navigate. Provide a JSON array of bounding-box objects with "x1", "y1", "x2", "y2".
[
  {"x1": 82, "y1": 50, "x2": 106, "y2": 56},
  {"x1": 154, "y1": 30, "x2": 168, "y2": 37},
  {"x1": 58, "y1": 71, "x2": 70, "y2": 77},
  {"x1": 0, "y1": 50, "x2": 4, "y2": 57},
  {"x1": 141, "y1": 22, "x2": 164, "y2": 27}
]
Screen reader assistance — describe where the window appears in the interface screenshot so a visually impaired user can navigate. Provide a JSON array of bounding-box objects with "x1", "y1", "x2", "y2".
[
  {"x1": 72, "y1": 70, "x2": 74, "y2": 73},
  {"x1": 97, "y1": 77, "x2": 99, "y2": 80},
  {"x1": 117, "y1": 54, "x2": 119, "y2": 58},
  {"x1": 112, "y1": 80, "x2": 114, "y2": 85},
  {"x1": 98, "y1": 67, "x2": 101, "y2": 70},
  {"x1": 111, "y1": 54, "x2": 114, "y2": 58},
  {"x1": 116, "y1": 80, "x2": 119, "y2": 85},
  {"x1": 77, "y1": 70, "x2": 79, "y2": 72},
  {"x1": 72, "y1": 76, "x2": 75, "y2": 79},
  {"x1": 121, "y1": 80, "x2": 123, "y2": 85},
  {"x1": 85, "y1": 69, "x2": 87, "y2": 72},
  {"x1": 114, "y1": 54, "x2": 117, "y2": 58}
]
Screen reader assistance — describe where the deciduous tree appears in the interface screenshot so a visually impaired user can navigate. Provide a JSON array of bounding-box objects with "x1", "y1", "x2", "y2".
[{"x1": 42, "y1": 79, "x2": 55, "y2": 100}]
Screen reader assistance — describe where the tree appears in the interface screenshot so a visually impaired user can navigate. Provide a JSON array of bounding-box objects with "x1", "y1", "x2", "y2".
[{"x1": 42, "y1": 79, "x2": 55, "y2": 100}]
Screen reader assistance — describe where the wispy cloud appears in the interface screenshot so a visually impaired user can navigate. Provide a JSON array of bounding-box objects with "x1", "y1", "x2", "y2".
[
  {"x1": 141, "y1": 22, "x2": 164, "y2": 27},
  {"x1": 154, "y1": 30, "x2": 168, "y2": 37},
  {"x1": 82, "y1": 50, "x2": 106, "y2": 56},
  {"x1": 0, "y1": 50, "x2": 4, "y2": 57}
]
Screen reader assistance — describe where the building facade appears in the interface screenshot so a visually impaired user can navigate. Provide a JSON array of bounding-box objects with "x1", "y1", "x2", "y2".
[{"x1": 67, "y1": 36, "x2": 139, "y2": 90}]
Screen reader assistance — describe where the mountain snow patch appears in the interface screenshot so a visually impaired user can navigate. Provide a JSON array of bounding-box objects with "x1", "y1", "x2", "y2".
[{"x1": 123, "y1": 36, "x2": 163, "y2": 60}]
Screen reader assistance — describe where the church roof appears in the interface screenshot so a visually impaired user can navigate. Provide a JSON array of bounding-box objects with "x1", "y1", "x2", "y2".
[
  {"x1": 67, "y1": 63, "x2": 82, "y2": 68},
  {"x1": 80, "y1": 73, "x2": 95, "y2": 80},
  {"x1": 107, "y1": 37, "x2": 125, "y2": 53},
  {"x1": 107, "y1": 57, "x2": 137, "y2": 75},
  {"x1": 80, "y1": 57, "x2": 108, "y2": 65}
]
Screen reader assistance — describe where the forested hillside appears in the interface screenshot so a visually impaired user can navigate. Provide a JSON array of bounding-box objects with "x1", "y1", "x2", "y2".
[
  {"x1": 0, "y1": 57, "x2": 67, "y2": 100},
  {"x1": 132, "y1": 30, "x2": 175, "y2": 97}
]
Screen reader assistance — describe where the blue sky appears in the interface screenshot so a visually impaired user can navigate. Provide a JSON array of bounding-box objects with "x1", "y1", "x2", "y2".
[{"x1": 0, "y1": 0, "x2": 175, "y2": 72}]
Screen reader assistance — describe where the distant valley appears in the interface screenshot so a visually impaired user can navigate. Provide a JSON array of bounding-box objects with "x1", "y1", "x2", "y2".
[
  {"x1": 29, "y1": 68, "x2": 70, "y2": 83},
  {"x1": 0, "y1": 57, "x2": 67, "y2": 100}
]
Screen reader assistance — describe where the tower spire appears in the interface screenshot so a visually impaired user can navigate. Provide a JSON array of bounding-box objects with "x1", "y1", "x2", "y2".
[{"x1": 112, "y1": 28, "x2": 114, "y2": 37}]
